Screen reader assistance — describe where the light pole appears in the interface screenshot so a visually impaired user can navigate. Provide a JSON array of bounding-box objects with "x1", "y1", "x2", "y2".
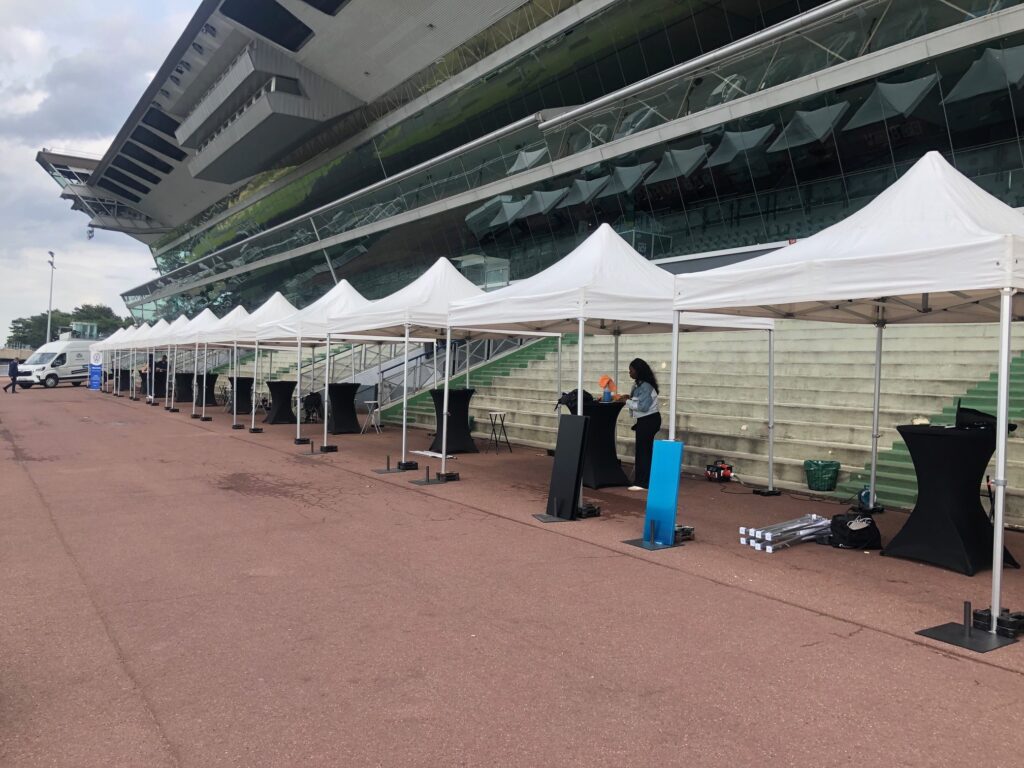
[{"x1": 46, "y1": 251, "x2": 56, "y2": 344}]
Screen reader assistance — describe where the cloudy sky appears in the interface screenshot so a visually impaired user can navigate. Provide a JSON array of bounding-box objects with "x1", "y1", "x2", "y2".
[{"x1": 0, "y1": 0, "x2": 198, "y2": 342}]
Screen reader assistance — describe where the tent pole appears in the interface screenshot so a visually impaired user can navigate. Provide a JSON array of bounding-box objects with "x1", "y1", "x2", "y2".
[
  {"x1": 465, "y1": 337, "x2": 470, "y2": 388},
  {"x1": 201, "y1": 342, "x2": 209, "y2": 419},
  {"x1": 669, "y1": 312, "x2": 679, "y2": 441},
  {"x1": 577, "y1": 317, "x2": 585, "y2": 416},
  {"x1": 232, "y1": 341, "x2": 238, "y2": 427},
  {"x1": 868, "y1": 322, "x2": 885, "y2": 508},
  {"x1": 402, "y1": 323, "x2": 410, "y2": 464},
  {"x1": 441, "y1": 327, "x2": 452, "y2": 476},
  {"x1": 191, "y1": 343, "x2": 199, "y2": 417},
  {"x1": 990, "y1": 287, "x2": 1013, "y2": 632},
  {"x1": 557, "y1": 335, "x2": 563, "y2": 399},
  {"x1": 296, "y1": 335, "x2": 303, "y2": 444},
  {"x1": 323, "y1": 334, "x2": 332, "y2": 449},
  {"x1": 767, "y1": 328, "x2": 776, "y2": 492},
  {"x1": 251, "y1": 341, "x2": 260, "y2": 431},
  {"x1": 613, "y1": 331, "x2": 620, "y2": 392},
  {"x1": 350, "y1": 343, "x2": 356, "y2": 383},
  {"x1": 164, "y1": 346, "x2": 171, "y2": 409},
  {"x1": 432, "y1": 341, "x2": 437, "y2": 386}
]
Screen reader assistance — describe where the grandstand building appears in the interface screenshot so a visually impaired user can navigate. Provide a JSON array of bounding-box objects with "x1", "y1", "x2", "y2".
[{"x1": 38, "y1": 0, "x2": 1024, "y2": 321}]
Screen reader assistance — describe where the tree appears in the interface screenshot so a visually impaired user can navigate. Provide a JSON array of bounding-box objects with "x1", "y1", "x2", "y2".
[{"x1": 5, "y1": 305, "x2": 132, "y2": 348}]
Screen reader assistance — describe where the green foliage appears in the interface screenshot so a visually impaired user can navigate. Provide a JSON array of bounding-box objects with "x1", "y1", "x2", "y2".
[{"x1": 5, "y1": 304, "x2": 132, "y2": 348}]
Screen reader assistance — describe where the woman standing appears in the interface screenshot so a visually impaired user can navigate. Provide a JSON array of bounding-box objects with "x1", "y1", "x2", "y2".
[{"x1": 623, "y1": 358, "x2": 661, "y2": 491}]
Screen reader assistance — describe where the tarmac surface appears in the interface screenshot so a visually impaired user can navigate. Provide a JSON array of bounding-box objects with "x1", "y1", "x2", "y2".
[{"x1": 2, "y1": 386, "x2": 1024, "y2": 767}]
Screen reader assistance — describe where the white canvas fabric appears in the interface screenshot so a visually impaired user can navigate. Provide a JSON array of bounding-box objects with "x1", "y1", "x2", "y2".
[
  {"x1": 110, "y1": 323, "x2": 150, "y2": 350},
  {"x1": 327, "y1": 258, "x2": 483, "y2": 336},
  {"x1": 93, "y1": 327, "x2": 127, "y2": 353},
  {"x1": 450, "y1": 223, "x2": 772, "y2": 334},
  {"x1": 148, "y1": 315, "x2": 191, "y2": 348},
  {"x1": 228, "y1": 293, "x2": 299, "y2": 343},
  {"x1": 256, "y1": 280, "x2": 370, "y2": 341},
  {"x1": 166, "y1": 309, "x2": 220, "y2": 347},
  {"x1": 673, "y1": 152, "x2": 1024, "y2": 322},
  {"x1": 196, "y1": 306, "x2": 251, "y2": 344}
]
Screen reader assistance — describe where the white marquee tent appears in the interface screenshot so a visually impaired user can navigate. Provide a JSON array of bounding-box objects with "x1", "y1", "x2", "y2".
[{"x1": 673, "y1": 151, "x2": 1024, "y2": 631}]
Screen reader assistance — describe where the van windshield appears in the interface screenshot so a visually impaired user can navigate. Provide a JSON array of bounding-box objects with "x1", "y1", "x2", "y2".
[{"x1": 24, "y1": 352, "x2": 56, "y2": 366}]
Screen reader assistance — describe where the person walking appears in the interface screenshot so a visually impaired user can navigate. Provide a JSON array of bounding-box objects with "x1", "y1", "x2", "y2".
[
  {"x1": 4, "y1": 358, "x2": 20, "y2": 393},
  {"x1": 622, "y1": 357, "x2": 661, "y2": 490}
]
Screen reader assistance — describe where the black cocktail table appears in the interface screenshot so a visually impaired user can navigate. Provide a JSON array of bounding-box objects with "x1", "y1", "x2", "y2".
[
  {"x1": 327, "y1": 383, "x2": 361, "y2": 434},
  {"x1": 429, "y1": 388, "x2": 477, "y2": 453},
  {"x1": 173, "y1": 372, "x2": 194, "y2": 404},
  {"x1": 228, "y1": 376, "x2": 254, "y2": 415},
  {"x1": 265, "y1": 380, "x2": 297, "y2": 424},
  {"x1": 576, "y1": 400, "x2": 629, "y2": 489},
  {"x1": 884, "y1": 424, "x2": 1019, "y2": 575}
]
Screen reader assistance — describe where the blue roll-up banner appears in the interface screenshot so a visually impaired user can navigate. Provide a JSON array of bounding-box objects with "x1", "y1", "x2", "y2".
[
  {"x1": 643, "y1": 440, "x2": 684, "y2": 546},
  {"x1": 89, "y1": 351, "x2": 102, "y2": 390}
]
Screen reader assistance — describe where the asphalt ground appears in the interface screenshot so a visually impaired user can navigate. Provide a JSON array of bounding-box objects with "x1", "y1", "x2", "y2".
[{"x1": 2, "y1": 386, "x2": 1024, "y2": 767}]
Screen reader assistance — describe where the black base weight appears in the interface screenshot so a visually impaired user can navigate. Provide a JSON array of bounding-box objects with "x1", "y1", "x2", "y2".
[
  {"x1": 917, "y1": 623, "x2": 1017, "y2": 652},
  {"x1": 753, "y1": 488, "x2": 782, "y2": 496},
  {"x1": 295, "y1": 437, "x2": 311, "y2": 445},
  {"x1": 249, "y1": 427, "x2": 263, "y2": 434},
  {"x1": 190, "y1": 414, "x2": 201, "y2": 419},
  {"x1": 436, "y1": 471, "x2": 459, "y2": 482},
  {"x1": 200, "y1": 416, "x2": 212, "y2": 422},
  {"x1": 232, "y1": 424, "x2": 245, "y2": 430},
  {"x1": 169, "y1": 407, "x2": 179, "y2": 413},
  {"x1": 398, "y1": 460, "x2": 419, "y2": 471},
  {"x1": 320, "y1": 445, "x2": 338, "y2": 453}
]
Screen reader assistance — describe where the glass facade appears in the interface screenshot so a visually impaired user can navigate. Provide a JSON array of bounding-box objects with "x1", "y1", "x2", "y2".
[
  {"x1": 148, "y1": 0, "x2": 830, "y2": 272},
  {"x1": 128, "y1": 2, "x2": 1024, "y2": 321}
]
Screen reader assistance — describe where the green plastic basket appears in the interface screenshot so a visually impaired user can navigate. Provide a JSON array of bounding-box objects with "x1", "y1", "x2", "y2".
[{"x1": 803, "y1": 459, "x2": 840, "y2": 492}]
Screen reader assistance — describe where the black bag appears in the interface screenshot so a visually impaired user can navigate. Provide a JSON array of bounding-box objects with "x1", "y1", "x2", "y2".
[
  {"x1": 555, "y1": 388, "x2": 594, "y2": 412},
  {"x1": 830, "y1": 512, "x2": 882, "y2": 550}
]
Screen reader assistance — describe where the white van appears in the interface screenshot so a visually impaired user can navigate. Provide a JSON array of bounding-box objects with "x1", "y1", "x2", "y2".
[{"x1": 18, "y1": 338, "x2": 93, "y2": 388}]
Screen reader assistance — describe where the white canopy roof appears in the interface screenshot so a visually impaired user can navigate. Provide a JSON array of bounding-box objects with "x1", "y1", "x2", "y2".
[
  {"x1": 93, "y1": 327, "x2": 127, "y2": 353},
  {"x1": 168, "y1": 309, "x2": 220, "y2": 346},
  {"x1": 256, "y1": 280, "x2": 370, "y2": 341},
  {"x1": 327, "y1": 258, "x2": 483, "y2": 336},
  {"x1": 673, "y1": 151, "x2": 1024, "y2": 323},
  {"x1": 197, "y1": 305, "x2": 251, "y2": 344},
  {"x1": 229, "y1": 292, "x2": 299, "y2": 343},
  {"x1": 111, "y1": 323, "x2": 151, "y2": 350},
  {"x1": 450, "y1": 223, "x2": 772, "y2": 335},
  {"x1": 146, "y1": 315, "x2": 191, "y2": 348}
]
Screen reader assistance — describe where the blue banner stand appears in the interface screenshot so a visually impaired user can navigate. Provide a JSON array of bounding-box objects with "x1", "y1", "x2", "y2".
[
  {"x1": 624, "y1": 440, "x2": 684, "y2": 550},
  {"x1": 88, "y1": 364, "x2": 102, "y2": 390}
]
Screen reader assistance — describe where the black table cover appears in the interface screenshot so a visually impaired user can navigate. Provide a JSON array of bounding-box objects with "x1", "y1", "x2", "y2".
[
  {"x1": 264, "y1": 380, "x2": 297, "y2": 424},
  {"x1": 429, "y1": 388, "x2": 477, "y2": 453},
  {"x1": 575, "y1": 400, "x2": 629, "y2": 489},
  {"x1": 116, "y1": 369, "x2": 131, "y2": 392},
  {"x1": 884, "y1": 424, "x2": 1019, "y2": 575},
  {"x1": 228, "y1": 376, "x2": 254, "y2": 415},
  {"x1": 138, "y1": 372, "x2": 149, "y2": 397},
  {"x1": 327, "y1": 383, "x2": 361, "y2": 434},
  {"x1": 173, "y1": 372, "x2": 194, "y2": 404},
  {"x1": 195, "y1": 372, "x2": 219, "y2": 408},
  {"x1": 152, "y1": 371, "x2": 167, "y2": 398}
]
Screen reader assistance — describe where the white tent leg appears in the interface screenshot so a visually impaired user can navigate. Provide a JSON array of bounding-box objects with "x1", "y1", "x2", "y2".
[
  {"x1": 323, "y1": 334, "x2": 332, "y2": 449},
  {"x1": 576, "y1": 317, "x2": 585, "y2": 416},
  {"x1": 191, "y1": 343, "x2": 199, "y2": 417},
  {"x1": 251, "y1": 341, "x2": 260, "y2": 431},
  {"x1": 201, "y1": 342, "x2": 209, "y2": 419},
  {"x1": 465, "y1": 338, "x2": 470, "y2": 388},
  {"x1": 441, "y1": 327, "x2": 452, "y2": 476},
  {"x1": 432, "y1": 342, "x2": 437, "y2": 386},
  {"x1": 668, "y1": 312, "x2": 680, "y2": 441},
  {"x1": 868, "y1": 323, "x2": 885, "y2": 508},
  {"x1": 350, "y1": 343, "x2": 356, "y2": 383},
  {"x1": 232, "y1": 342, "x2": 239, "y2": 427},
  {"x1": 767, "y1": 328, "x2": 776, "y2": 492},
  {"x1": 296, "y1": 335, "x2": 304, "y2": 444},
  {"x1": 557, "y1": 335, "x2": 563, "y2": 399},
  {"x1": 613, "y1": 332, "x2": 620, "y2": 392},
  {"x1": 990, "y1": 287, "x2": 1013, "y2": 632},
  {"x1": 401, "y1": 323, "x2": 410, "y2": 465}
]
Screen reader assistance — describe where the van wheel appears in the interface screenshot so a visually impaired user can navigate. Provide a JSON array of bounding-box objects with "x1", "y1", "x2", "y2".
[
  {"x1": 44, "y1": 374, "x2": 59, "y2": 388},
  {"x1": 20, "y1": 383, "x2": 33, "y2": 389},
  {"x1": 71, "y1": 381, "x2": 82, "y2": 387}
]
